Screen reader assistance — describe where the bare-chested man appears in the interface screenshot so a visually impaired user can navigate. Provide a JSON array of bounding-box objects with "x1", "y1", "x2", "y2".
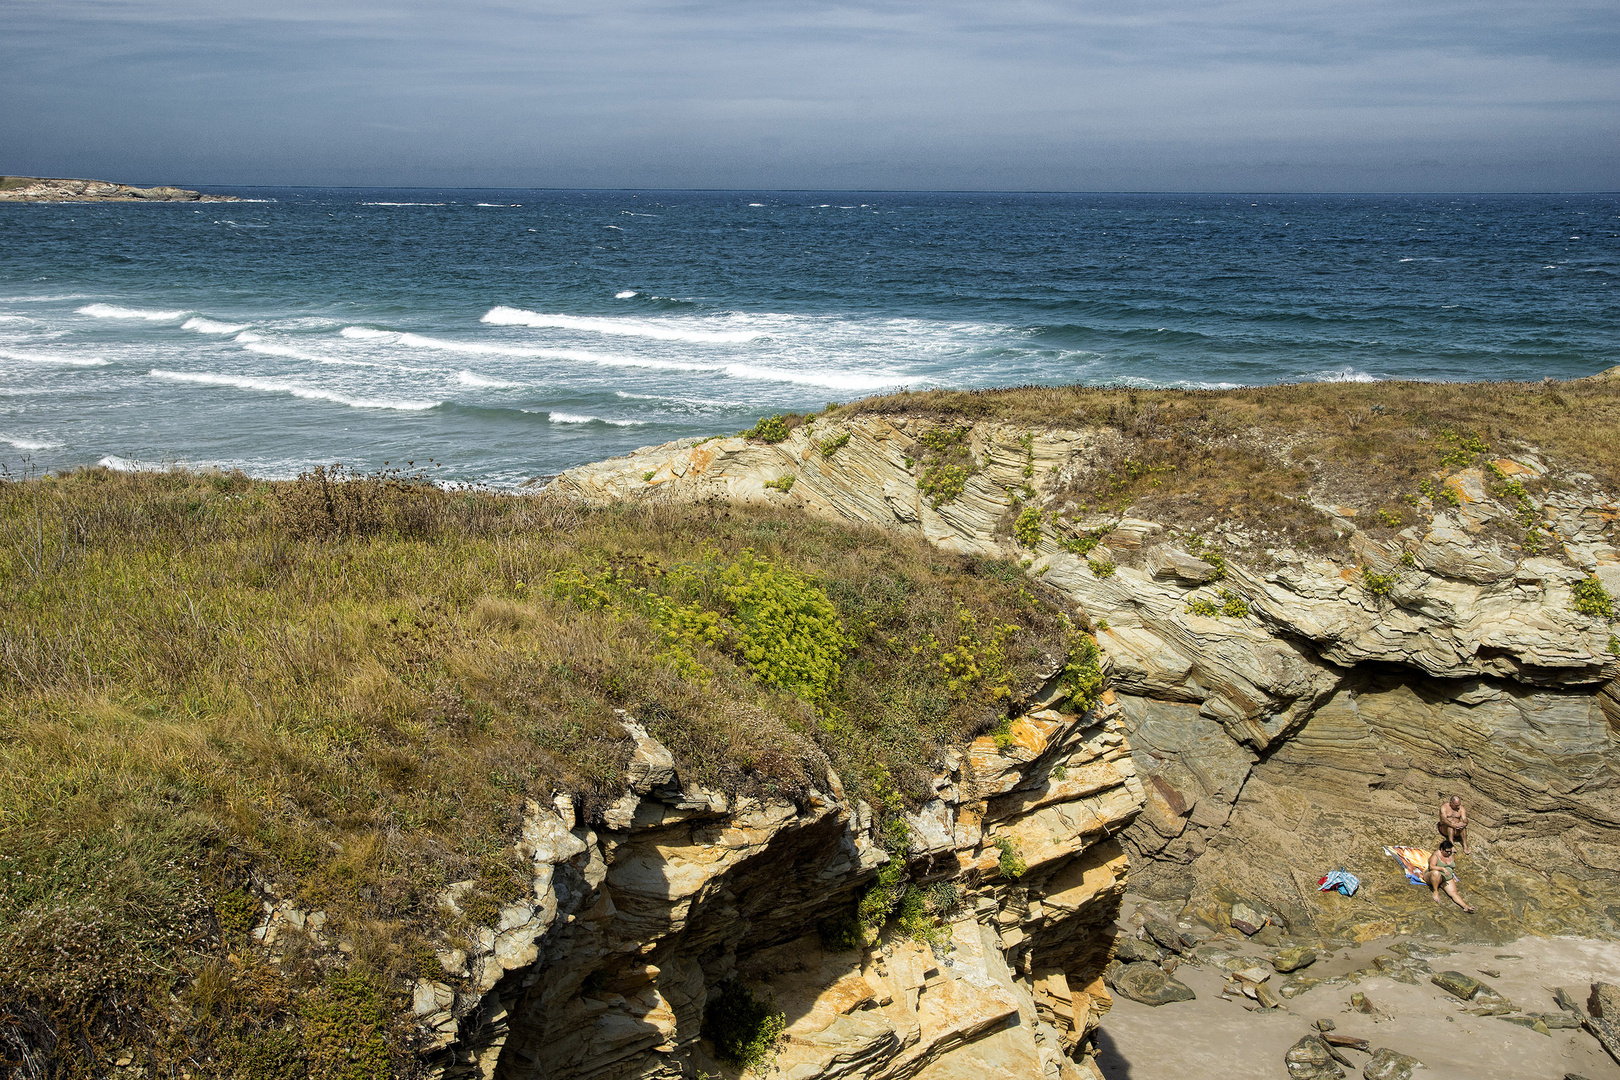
[
  {"x1": 1438, "y1": 795, "x2": 1469, "y2": 854},
  {"x1": 1425, "y1": 840, "x2": 1474, "y2": 912}
]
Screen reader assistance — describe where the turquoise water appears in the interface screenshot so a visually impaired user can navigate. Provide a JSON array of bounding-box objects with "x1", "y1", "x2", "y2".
[{"x1": 1, "y1": 190, "x2": 1615, "y2": 485}]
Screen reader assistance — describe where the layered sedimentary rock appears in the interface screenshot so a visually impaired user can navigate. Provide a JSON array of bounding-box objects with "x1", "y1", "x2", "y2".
[
  {"x1": 0, "y1": 176, "x2": 236, "y2": 202},
  {"x1": 555, "y1": 414, "x2": 1620, "y2": 944},
  {"x1": 368, "y1": 703, "x2": 1144, "y2": 1079}
]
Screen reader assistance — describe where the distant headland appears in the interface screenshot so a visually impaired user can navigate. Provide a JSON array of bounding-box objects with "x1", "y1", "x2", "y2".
[{"x1": 0, "y1": 175, "x2": 238, "y2": 202}]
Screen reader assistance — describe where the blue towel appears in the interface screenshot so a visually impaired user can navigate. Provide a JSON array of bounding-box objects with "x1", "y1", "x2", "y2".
[{"x1": 1317, "y1": 870, "x2": 1360, "y2": 897}]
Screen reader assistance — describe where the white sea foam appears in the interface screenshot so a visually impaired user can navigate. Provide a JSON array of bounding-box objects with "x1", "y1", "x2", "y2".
[
  {"x1": 481, "y1": 306, "x2": 766, "y2": 343},
  {"x1": 1313, "y1": 366, "x2": 1380, "y2": 383},
  {"x1": 615, "y1": 290, "x2": 638, "y2": 299},
  {"x1": 0, "y1": 316, "x2": 32, "y2": 324},
  {"x1": 721, "y1": 362, "x2": 906, "y2": 392},
  {"x1": 476, "y1": 203, "x2": 520, "y2": 207},
  {"x1": 339, "y1": 326, "x2": 396, "y2": 341},
  {"x1": 457, "y1": 370, "x2": 521, "y2": 388},
  {"x1": 0, "y1": 434, "x2": 62, "y2": 450},
  {"x1": 0, "y1": 347, "x2": 108, "y2": 367},
  {"x1": 361, "y1": 202, "x2": 445, "y2": 207},
  {"x1": 182, "y1": 316, "x2": 249, "y2": 335},
  {"x1": 748, "y1": 203, "x2": 765, "y2": 207},
  {"x1": 149, "y1": 369, "x2": 439, "y2": 411},
  {"x1": 545, "y1": 411, "x2": 643, "y2": 426},
  {"x1": 78, "y1": 303, "x2": 188, "y2": 321},
  {"x1": 97, "y1": 455, "x2": 165, "y2": 473}
]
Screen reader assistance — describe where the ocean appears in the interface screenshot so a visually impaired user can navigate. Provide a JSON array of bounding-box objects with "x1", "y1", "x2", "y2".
[{"x1": 1, "y1": 190, "x2": 1615, "y2": 486}]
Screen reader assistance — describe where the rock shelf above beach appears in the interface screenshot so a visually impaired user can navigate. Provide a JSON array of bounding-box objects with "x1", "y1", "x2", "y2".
[{"x1": 0, "y1": 175, "x2": 237, "y2": 201}]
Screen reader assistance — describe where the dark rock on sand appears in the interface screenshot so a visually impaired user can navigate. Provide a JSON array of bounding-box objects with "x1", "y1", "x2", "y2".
[
  {"x1": 1113, "y1": 935, "x2": 1163, "y2": 964},
  {"x1": 1583, "y1": 982, "x2": 1620, "y2": 1066},
  {"x1": 1275, "y1": 945, "x2": 1318, "y2": 973},
  {"x1": 1107, "y1": 961, "x2": 1196, "y2": 1006},
  {"x1": 1363, "y1": 1047, "x2": 1423, "y2": 1080},
  {"x1": 1143, "y1": 917, "x2": 1190, "y2": 954},
  {"x1": 1432, "y1": 970, "x2": 1486, "y2": 1000},
  {"x1": 1285, "y1": 1034, "x2": 1346, "y2": 1079}
]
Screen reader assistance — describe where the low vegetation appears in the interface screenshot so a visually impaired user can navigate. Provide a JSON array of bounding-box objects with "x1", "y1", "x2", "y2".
[
  {"x1": 0, "y1": 465, "x2": 1080, "y2": 1077},
  {"x1": 832, "y1": 375, "x2": 1620, "y2": 552}
]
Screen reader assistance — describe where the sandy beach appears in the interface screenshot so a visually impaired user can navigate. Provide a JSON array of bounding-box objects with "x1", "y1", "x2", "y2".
[{"x1": 1098, "y1": 910, "x2": 1620, "y2": 1080}]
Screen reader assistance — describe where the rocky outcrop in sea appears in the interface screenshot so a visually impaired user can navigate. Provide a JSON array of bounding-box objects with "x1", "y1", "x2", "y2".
[{"x1": 0, "y1": 176, "x2": 237, "y2": 201}]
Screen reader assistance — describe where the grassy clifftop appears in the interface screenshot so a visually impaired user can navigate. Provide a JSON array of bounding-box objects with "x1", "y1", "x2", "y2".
[
  {"x1": 0, "y1": 467, "x2": 1078, "y2": 1076},
  {"x1": 825, "y1": 373, "x2": 1620, "y2": 556}
]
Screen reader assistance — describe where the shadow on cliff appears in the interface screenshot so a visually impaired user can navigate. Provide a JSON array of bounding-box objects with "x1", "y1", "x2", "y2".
[{"x1": 1091, "y1": 1025, "x2": 1133, "y2": 1079}]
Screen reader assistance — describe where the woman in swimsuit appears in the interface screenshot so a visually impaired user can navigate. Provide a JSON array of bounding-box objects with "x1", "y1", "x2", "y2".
[{"x1": 1425, "y1": 840, "x2": 1474, "y2": 913}]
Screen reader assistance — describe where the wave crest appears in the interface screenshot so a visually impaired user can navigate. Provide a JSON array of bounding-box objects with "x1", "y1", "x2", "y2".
[
  {"x1": 148, "y1": 369, "x2": 439, "y2": 411},
  {"x1": 481, "y1": 306, "x2": 765, "y2": 343},
  {"x1": 78, "y1": 304, "x2": 188, "y2": 321}
]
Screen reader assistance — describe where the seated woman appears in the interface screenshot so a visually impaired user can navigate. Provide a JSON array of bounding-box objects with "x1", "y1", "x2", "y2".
[{"x1": 1424, "y1": 840, "x2": 1474, "y2": 913}]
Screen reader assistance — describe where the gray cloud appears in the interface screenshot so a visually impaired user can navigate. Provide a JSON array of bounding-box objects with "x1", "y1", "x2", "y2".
[{"x1": 3, "y1": 0, "x2": 1616, "y2": 189}]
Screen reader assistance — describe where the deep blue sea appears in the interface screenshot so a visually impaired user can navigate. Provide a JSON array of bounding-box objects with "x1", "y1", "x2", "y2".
[{"x1": 1, "y1": 190, "x2": 1616, "y2": 486}]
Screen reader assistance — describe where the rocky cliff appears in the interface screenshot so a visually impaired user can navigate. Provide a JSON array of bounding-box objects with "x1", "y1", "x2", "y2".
[
  {"x1": 0, "y1": 176, "x2": 236, "y2": 201},
  {"x1": 310, "y1": 700, "x2": 1141, "y2": 1080},
  {"x1": 554, "y1": 407, "x2": 1620, "y2": 953}
]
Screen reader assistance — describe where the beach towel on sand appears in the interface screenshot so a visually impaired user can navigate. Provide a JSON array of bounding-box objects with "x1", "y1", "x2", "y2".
[
  {"x1": 1384, "y1": 846, "x2": 1430, "y2": 885},
  {"x1": 1317, "y1": 870, "x2": 1360, "y2": 897}
]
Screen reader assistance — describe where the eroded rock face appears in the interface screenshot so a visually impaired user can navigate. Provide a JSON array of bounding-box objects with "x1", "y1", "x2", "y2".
[
  {"x1": 417, "y1": 702, "x2": 1140, "y2": 1079},
  {"x1": 554, "y1": 415, "x2": 1620, "y2": 944}
]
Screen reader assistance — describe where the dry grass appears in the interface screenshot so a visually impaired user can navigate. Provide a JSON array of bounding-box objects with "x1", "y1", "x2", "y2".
[
  {"x1": 833, "y1": 375, "x2": 1620, "y2": 552},
  {"x1": 0, "y1": 466, "x2": 1075, "y2": 1076}
]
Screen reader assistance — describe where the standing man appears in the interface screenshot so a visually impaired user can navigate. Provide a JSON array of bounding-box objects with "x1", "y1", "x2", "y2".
[{"x1": 1439, "y1": 794, "x2": 1469, "y2": 855}]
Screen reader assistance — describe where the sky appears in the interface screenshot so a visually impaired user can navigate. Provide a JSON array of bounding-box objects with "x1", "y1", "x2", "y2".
[{"x1": 3, "y1": 0, "x2": 1618, "y2": 191}]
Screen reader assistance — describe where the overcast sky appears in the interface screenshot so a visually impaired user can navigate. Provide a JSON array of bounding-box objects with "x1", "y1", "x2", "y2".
[{"x1": 4, "y1": 0, "x2": 1617, "y2": 191}]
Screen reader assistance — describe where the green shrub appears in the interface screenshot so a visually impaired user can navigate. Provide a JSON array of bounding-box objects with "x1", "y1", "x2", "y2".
[
  {"x1": 1376, "y1": 509, "x2": 1403, "y2": 528},
  {"x1": 1362, "y1": 570, "x2": 1397, "y2": 597},
  {"x1": 1087, "y1": 558, "x2": 1115, "y2": 578},
  {"x1": 1572, "y1": 576, "x2": 1616, "y2": 619},
  {"x1": 703, "y1": 982, "x2": 786, "y2": 1072},
  {"x1": 764, "y1": 475, "x2": 796, "y2": 493},
  {"x1": 214, "y1": 888, "x2": 260, "y2": 941},
  {"x1": 739, "y1": 415, "x2": 792, "y2": 442},
  {"x1": 1059, "y1": 626, "x2": 1103, "y2": 714},
  {"x1": 303, "y1": 970, "x2": 391, "y2": 1080},
  {"x1": 642, "y1": 470, "x2": 656, "y2": 482},
  {"x1": 993, "y1": 837, "x2": 1026, "y2": 880},
  {"x1": 916, "y1": 426, "x2": 979, "y2": 507},
  {"x1": 818, "y1": 432, "x2": 851, "y2": 457},
  {"x1": 857, "y1": 860, "x2": 906, "y2": 931},
  {"x1": 817, "y1": 913, "x2": 864, "y2": 952},
  {"x1": 1185, "y1": 597, "x2": 1219, "y2": 617},
  {"x1": 1608, "y1": 635, "x2": 1620, "y2": 656},
  {"x1": 919, "y1": 463, "x2": 973, "y2": 507},
  {"x1": 1218, "y1": 589, "x2": 1249, "y2": 618},
  {"x1": 1014, "y1": 507, "x2": 1043, "y2": 548},
  {"x1": 1399, "y1": 550, "x2": 1417, "y2": 568}
]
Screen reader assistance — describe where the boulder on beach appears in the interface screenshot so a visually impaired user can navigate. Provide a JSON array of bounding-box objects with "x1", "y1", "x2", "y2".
[{"x1": 1106, "y1": 961, "x2": 1196, "y2": 1006}]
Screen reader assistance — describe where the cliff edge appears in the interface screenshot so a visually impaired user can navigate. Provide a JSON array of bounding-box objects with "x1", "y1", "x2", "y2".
[{"x1": 555, "y1": 378, "x2": 1620, "y2": 948}]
